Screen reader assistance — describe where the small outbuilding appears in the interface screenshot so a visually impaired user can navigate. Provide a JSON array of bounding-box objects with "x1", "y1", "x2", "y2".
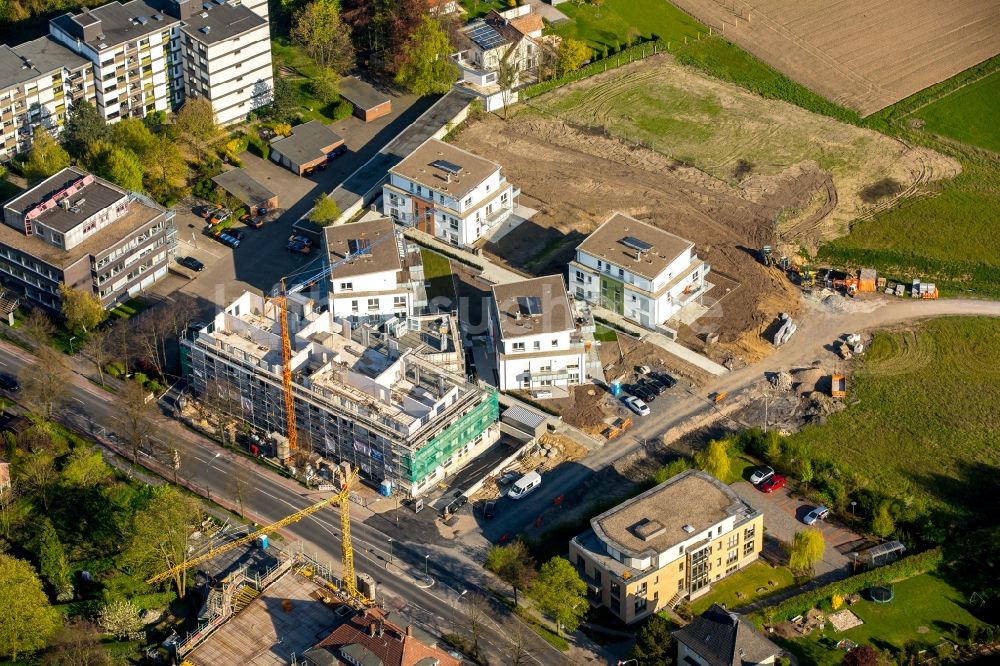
[
  {"x1": 269, "y1": 120, "x2": 345, "y2": 176},
  {"x1": 212, "y1": 168, "x2": 278, "y2": 210},
  {"x1": 338, "y1": 77, "x2": 392, "y2": 122}
]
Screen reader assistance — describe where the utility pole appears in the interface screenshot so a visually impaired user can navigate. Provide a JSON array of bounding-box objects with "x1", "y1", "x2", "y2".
[{"x1": 172, "y1": 448, "x2": 181, "y2": 485}]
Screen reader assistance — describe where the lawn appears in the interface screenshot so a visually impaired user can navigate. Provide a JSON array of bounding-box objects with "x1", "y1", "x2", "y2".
[
  {"x1": 593, "y1": 323, "x2": 618, "y2": 342},
  {"x1": 786, "y1": 317, "x2": 1000, "y2": 519},
  {"x1": 458, "y1": 0, "x2": 508, "y2": 20},
  {"x1": 420, "y1": 248, "x2": 457, "y2": 304},
  {"x1": 778, "y1": 573, "x2": 983, "y2": 665},
  {"x1": 914, "y1": 70, "x2": 1000, "y2": 153},
  {"x1": 549, "y1": 0, "x2": 703, "y2": 52},
  {"x1": 691, "y1": 561, "x2": 795, "y2": 615},
  {"x1": 270, "y1": 39, "x2": 350, "y2": 124}
]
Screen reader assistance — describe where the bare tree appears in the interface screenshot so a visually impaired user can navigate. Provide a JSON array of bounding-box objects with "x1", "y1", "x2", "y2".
[
  {"x1": 20, "y1": 308, "x2": 56, "y2": 348},
  {"x1": 497, "y1": 45, "x2": 520, "y2": 119},
  {"x1": 462, "y1": 592, "x2": 491, "y2": 659},
  {"x1": 203, "y1": 377, "x2": 241, "y2": 446},
  {"x1": 130, "y1": 310, "x2": 170, "y2": 379},
  {"x1": 0, "y1": 486, "x2": 23, "y2": 539},
  {"x1": 120, "y1": 379, "x2": 155, "y2": 464},
  {"x1": 19, "y1": 346, "x2": 72, "y2": 419},
  {"x1": 504, "y1": 621, "x2": 533, "y2": 666},
  {"x1": 18, "y1": 453, "x2": 58, "y2": 511},
  {"x1": 229, "y1": 464, "x2": 251, "y2": 518},
  {"x1": 108, "y1": 318, "x2": 132, "y2": 375},
  {"x1": 80, "y1": 328, "x2": 111, "y2": 386}
]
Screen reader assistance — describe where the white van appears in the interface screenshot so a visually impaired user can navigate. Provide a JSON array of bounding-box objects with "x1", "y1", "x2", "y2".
[{"x1": 507, "y1": 471, "x2": 542, "y2": 500}]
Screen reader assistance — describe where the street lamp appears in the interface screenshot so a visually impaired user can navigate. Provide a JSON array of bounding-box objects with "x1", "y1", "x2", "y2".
[
  {"x1": 424, "y1": 554, "x2": 430, "y2": 577},
  {"x1": 68, "y1": 336, "x2": 77, "y2": 354},
  {"x1": 387, "y1": 538, "x2": 394, "y2": 564},
  {"x1": 618, "y1": 660, "x2": 638, "y2": 666},
  {"x1": 850, "y1": 501, "x2": 857, "y2": 517}
]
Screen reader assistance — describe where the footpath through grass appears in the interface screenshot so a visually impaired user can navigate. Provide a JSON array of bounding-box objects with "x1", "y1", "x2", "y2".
[{"x1": 786, "y1": 317, "x2": 1000, "y2": 519}]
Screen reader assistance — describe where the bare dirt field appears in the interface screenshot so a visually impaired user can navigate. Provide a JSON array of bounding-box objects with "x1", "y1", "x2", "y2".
[{"x1": 668, "y1": 0, "x2": 1000, "y2": 115}]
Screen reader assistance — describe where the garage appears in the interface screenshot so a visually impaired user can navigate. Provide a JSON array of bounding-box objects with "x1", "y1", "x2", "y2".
[
  {"x1": 212, "y1": 168, "x2": 279, "y2": 210},
  {"x1": 269, "y1": 120, "x2": 346, "y2": 176},
  {"x1": 338, "y1": 77, "x2": 392, "y2": 122}
]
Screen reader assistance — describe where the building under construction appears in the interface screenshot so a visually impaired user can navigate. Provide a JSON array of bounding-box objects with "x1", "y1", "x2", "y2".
[{"x1": 181, "y1": 291, "x2": 499, "y2": 497}]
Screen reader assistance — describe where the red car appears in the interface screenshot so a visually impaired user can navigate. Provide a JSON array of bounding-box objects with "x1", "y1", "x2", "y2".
[{"x1": 759, "y1": 475, "x2": 787, "y2": 493}]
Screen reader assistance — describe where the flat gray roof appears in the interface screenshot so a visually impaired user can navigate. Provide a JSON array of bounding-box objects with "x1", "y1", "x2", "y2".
[
  {"x1": 180, "y1": 2, "x2": 267, "y2": 44},
  {"x1": 492, "y1": 275, "x2": 575, "y2": 340},
  {"x1": 270, "y1": 120, "x2": 344, "y2": 167},
  {"x1": 4, "y1": 167, "x2": 128, "y2": 234},
  {"x1": 576, "y1": 213, "x2": 694, "y2": 281},
  {"x1": 0, "y1": 37, "x2": 90, "y2": 90},
  {"x1": 338, "y1": 76, "x2": 391, "y2": 110},
  {"x1": 212, "y1": 168, "x2": 275, "y2": 207},
  {"x1": 324, "y1": 216, "x2": 401, "y2": 279},
  {"x1": 52, "y1": 0, "x2": 179, "y2": 50}
]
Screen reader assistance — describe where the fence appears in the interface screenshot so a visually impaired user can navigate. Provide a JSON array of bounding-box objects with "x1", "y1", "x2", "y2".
[{"x1": 520, "y1": 40, "x2": 664, "y2": 101}]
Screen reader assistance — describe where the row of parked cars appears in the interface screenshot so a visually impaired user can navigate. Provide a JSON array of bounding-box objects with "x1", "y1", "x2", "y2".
[
  {"x1": 622, "y1": 367, "x2": 678, "y2": 416},
  {"x1": 749, "y1": 465, "x2": 830, "y2": 524}
]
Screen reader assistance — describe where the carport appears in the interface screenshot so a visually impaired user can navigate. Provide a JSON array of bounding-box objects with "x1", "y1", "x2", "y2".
[
  {"x1": 269, "y1": 120, "x2": 345, "y2": 176},
  {"x1": 212, "y1": 168, "x2": 278, "y2": 210},
  {"x1": 339, "y1": 76, "x2": 392, "y2": 122}
]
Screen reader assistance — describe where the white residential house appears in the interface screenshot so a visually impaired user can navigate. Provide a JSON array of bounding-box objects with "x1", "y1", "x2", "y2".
[
  {"x1": 489, "y1": 275, "x2": 587, "y2": 392},
  {"x1": 570, "y1": 213, "x2": 709, "y2": 329},
  {"x1": 383, "y1": 138, "x2": 518, "y2": 247}
]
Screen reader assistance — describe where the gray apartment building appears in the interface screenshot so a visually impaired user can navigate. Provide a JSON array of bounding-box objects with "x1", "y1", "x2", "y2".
[{"x1": 0, "y1": 166, "x2": 176, "y2": 309}]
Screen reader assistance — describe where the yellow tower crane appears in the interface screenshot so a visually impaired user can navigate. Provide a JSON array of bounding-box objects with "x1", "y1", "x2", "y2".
[
  {"x1": 146, "y1": 468, "x2": 370, "y2": 607},
  {"x1": 270, "y1": 280, "x2": 297, "y2": 454}
]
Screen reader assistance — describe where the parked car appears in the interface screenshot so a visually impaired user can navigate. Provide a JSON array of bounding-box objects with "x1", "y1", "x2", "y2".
[
  {"x1": 759, "y1": 475, "x2": 787, "y2": 493},
  {"x1": 316, "y1": 160, "x2": 328, "y2": 172},
  {"x1": 498, "y1": 471, "x2": 519, "y2": 486},
  {"x1": 631, "y1": 384, "x2": 656, "y2": 402},
  {"x1": 749, "y1": 465, "x2": 775, "y2": 485},
  {"x1": 230, "y1": 229, "x2": 245, "y2": 241},
  {"x1": 636, "y1": 365, "x2": 652, "y2": 375},
  {"x1": 650, "y1": 371, "x2": 678, "y2": 388},
  {"x1": 303, "y1": 165, "x2": 316, "y2": 176},
  {"x1": 642, "y1": 378, "x2": 668, "y2": 394},
  {"x1": 623, "y1": 396, "x2": 650, "y2": 416},
  {"x1": 287, "y1": 240, "x2": 311, "y2": 254},
  {"x1": 508, "y1": 471, "x2": 542, "y2": 500},
  {"x1": 0, "y1": 373, "x2": 20, "y2": 391},
  {"x1": 198, "y1": 205, "x2": 220, "y2": 219},
  {"x1": 803, "y1": 506, "x2": 830, "y2": 525},
  {"x1": 238, "y1": 212, "x2": 251, "y2": 224},
  {"x1": 533, "y1": 389, "x2": 553, "y2": 399},
  {"x1": 483, "y1": 501, "x2": 496, "y2": 520},
  {"x1": 327, "y1": 145, "x2": 348, "y2": 160},
  {"x1": 247, "y1": 216, "x2": 264, "y2": 229},
  {"x1": 177, "y1": 256, "x2": 205, "y2": 272},
  {"x1": 207, "y1": 209, "x2": 231, "y2": 225},
  {"x1": 256, "y1": 206, "x2": 269, "y2": 216},
  {"x1": 288, "y1": 234, "x2": 314, "y2": 247}
]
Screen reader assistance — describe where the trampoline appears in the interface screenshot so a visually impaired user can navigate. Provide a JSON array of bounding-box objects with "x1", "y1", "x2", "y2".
[{"x1": 869, "y1": 585, "x2": 894, "y2": 603}]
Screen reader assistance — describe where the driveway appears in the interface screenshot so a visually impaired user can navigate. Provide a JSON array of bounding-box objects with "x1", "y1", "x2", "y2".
[{"x1": 732, "y1": 480, "x2": 859, "y2": 576}]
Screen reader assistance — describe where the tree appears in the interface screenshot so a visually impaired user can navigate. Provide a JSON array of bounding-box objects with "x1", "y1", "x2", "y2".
[
  {"x1": 694, "y1": 439, "x2": 731, "y2": 482},
  {"x1": 292, "y1": 0, "x2": 356, "y2": 73},
  {"x1": 789, "y1": 528, "x2": 825, "y2": 575},
  {"x1": 270, "y1": 76, "x2": 299, "y2": 123},
  {"x1": 120, "y1": 379, "x2": 155, "y2": 465},
  {"x1": 558, "y1": 37, "x2": 591, "y2": 75},
  {"x1": 34, "y1": 517, "x2": 73, "y2": 601},
  {"x1": 80, "y1": 328, "x2": 111, "y2": 387},
  {"x1": 111, "y1": 118, "x2": 155, "y2": 158},
  {"x1": 626, "y1": 26, "x2": 641, "y2": 48},
  {"x1": 629, "y1": 613, "x2": 672, "y2": 666},
  {"x1": 82, "y1": 141, "x2": 144, "y2": 191},
  {"x1": 97, "y1": 599, "x2": 142, "y2": 639},
  {"x1": 503, "y1": 621, "x2": 532, "y2": 666},
  {"x1": 62, "y1": 100, "x2": 108, "y2": 157},
  {"x1": 42, "y1": 620, "x2": 109, "y2": 666},
  {"x1": 395, "y1": 16, "x2": 458, "y2": 96},
  {"x1": 799, "y1": 458, "x2": 814, "y2": 486},
  {"x1": 496, "y1": 45, "x2": 520, "y2": 118},
  {"x1": 19, "y1": 346, "x2": 72, "y2": 420},
  {"x1": 310, "y1": 67, "x2": 341, "y2": 105},
  {"x1": 144, "y1": 135, "x2": 188, "y2": 201},
  {"x1": 21, "y1": 307, "x2": 56, "y2": 347},
  {"x1": 61, "y1": 447, "x2": 112, "y2": 488},
  {"x1": 59, "y1": 284, "x2": 107, "y2": 334},
  {"x1": 18, "y1": 453, "x2": 58, "y2": 511},
  {"x1": 842, "y1": 645, "x2": 883, "y2": 666},
  {"x1": 123, "y1": 486, "x2": 201, "y2": 597},
  {"x1": 229, "y1": 464, "x2": 251, "y2": 517},
  {"x1": 174, "y1": 99, "x2": 221, "y2": 161},
  {"x1": 529, "y1": 556, "x2": 587, "y2": 635},
  {"x1": 0, "y1": 554, "x2": 61, "y2": 660},
  {"x1": 485, "y1": 540, "x2": 536, "y2": 605},
  {"x1": 871, "y1": 501, "x2": 895, "y2": 538},
  {"x1": 24, "y1": 132, "x2": 70, "y2": 185},
  {"x1": 309, "y1": 195, "x2": 341, "y2": 226},
  {"x1": 461, "y1": 592, "x2": 490, "y2": 657}
]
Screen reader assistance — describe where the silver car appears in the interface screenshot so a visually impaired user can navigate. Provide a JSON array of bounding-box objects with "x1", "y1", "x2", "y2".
[
  {"x1": 750, "y1": 466, "x2": 775, "y2": 485},
  {"x1": 804, "y1": 506, "x2": 830, "y2": 525}
]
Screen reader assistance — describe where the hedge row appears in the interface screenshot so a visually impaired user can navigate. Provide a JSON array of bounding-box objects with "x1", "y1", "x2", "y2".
[
  {"x1": 752, "y1": 548, "x2": 943, "y2": 625},
  {"x1": 520, "y1": 40, "x2": 663, "y2": 101}
]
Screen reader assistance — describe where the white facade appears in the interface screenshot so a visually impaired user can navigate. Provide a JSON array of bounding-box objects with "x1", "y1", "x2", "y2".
[{"x1": 330, "y1": 268, "x2": 412, "y2": 323}]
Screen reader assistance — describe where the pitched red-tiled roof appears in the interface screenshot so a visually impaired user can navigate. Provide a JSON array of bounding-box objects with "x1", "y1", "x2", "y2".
[
  {"x1": 509, "y1": 13, "x2": 543, "y2": 36},
  {"x1": 310, "y1": 608, "x2": 460, "y2": 666}
]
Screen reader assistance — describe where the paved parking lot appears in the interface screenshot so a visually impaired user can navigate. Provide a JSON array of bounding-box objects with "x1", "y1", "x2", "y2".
[{"x1": 732, "y1": 480, "x2": 859, "y2": 576}]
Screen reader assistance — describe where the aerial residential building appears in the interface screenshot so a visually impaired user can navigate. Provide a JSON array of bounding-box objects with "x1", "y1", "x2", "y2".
[
  {"x1": 181, "y1": 291, "x2": 500, "y2": 497},
  {"x1": 0, "y1": 166, "x2": 176, "y2": 309},
  {"x1": 304, "y1": 607, "x2": 460, "y2": 666},
  {"x1": 569, "y1": 469, "x2": 763, "y2": 624},
  {"x1": 324, "y1": 216, "x2": 424, "y2": 326},
  {"x1": 570, "y1": 213, "x2": 709, "y2": 329},
  {"x1": 0, "y1": 37, "x2": 95, "y2": 161},
  {"x1": 673, "y1": 604, "x2": 782, "y2": 666},
  {"x1": 383, "y1": 138, "x2": 518, "y2": 247},
  {"x1": 269, "y1": 120, "x2": 345, "y2": 175},
  {"x1": 489, "y1": 275, "x2": 587, "y2": 392}
]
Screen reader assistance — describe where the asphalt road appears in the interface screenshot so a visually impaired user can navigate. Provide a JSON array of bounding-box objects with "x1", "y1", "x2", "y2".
[{"x1": 0, "y1": 342, "x2": 574, "y2": 666}]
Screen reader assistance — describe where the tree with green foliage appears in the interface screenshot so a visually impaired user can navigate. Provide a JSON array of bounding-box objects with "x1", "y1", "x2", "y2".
[
  {"x1": 789, "y1": 528, "x2": 825, "y2": 575},
  {"x1": 871, "y1": 501, "x2": 895, "y2": 538},
  {"x1": 485, "y1": 540, "x2": 536, "y2": 605},
  {"x1": 123, "y1": 486, "x2": 201, "y2": 598},
  {"x1": 395, "y1": 16, "x2": 458, "y2": 96},
  {"x1": 98, "y1": 599, "x2": 142, "y2": 639},
  {"x1": 629, "y1": 613, "x2": 672, "y2": 666},
  {"x1": 42, "y1": 619, "x2": 109, "y2": 666},
  {"x1": 799, "y1": 458, "x2": 814, "y2": 486},
  {"x1": 61, "y1": 447, "x2": 112, "y2": 488},
  {"x1": 528, "y1": 556, "x2": 587, "y2": 635},
  {"x1": 81, "y1": 140, "x2": 144, "y2": 191},
  {"x1": 0, "y1": 554, "x2": 61, "y2": 660},
  {"x1": 59, "y1": 284, "x2": 107, "y2": 334},
  {"x1": 694, "y1": 439, "x2": 731, "y2": 482},
  {"x1": 270, "y1": 76, "x2": 299, "y2": 123},
  {"x1": 24, "y1": 132, "x2": 70, "y2": 184},
  {"x1": 34, "y1": 517, "x2": 73, "y2": 601},
  {"x1": 308, "y1": 195, "x2": 341, "y2": 226},
  {"x1": 292, "y1": 0, "x2": 355, "y2": 73},
  {"x1": 111, "y1": 118, "x2": 156, "y2": 158},
  {"x1": 174, "y1": 98, "x2": 221, "y2": 161},
  {"x1": 310, "y1": 67, "x2": 341, "y2": 105},
  {"x1": 144, "y1": 135, "x2": 188, "y2": 202},
  {"x1": 61, "y1": 100, "x2": 108, "y2": 157},
  {"x1": 558, "y1": 37, "x2": 591, "y2": 75},
  {"x1": 19, "y1": 346, "x2": 72, "y2": 421}
]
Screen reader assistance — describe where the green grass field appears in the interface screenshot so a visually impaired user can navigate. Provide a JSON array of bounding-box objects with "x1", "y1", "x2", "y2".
[
  {"x1": 421, "y1": 248, "x2": 457, "y2": 303},
  {"x1": 914, "y1": 70, "x2": 1000, "y2": 153},
  {"x1": 779, "y1": 573, "x2": 982, "y2": 665},
  {"x1": 787, "y1": 317, "x2": 1000, "y2": 518},
  {"x1": 549, "y1": 0, "x2": 703, "y2": 51},
  {"x1": 691, "y1": 562, "x2": 795, "y2": 615},
  {"x1": 270, "y1": 39, "x2": 347, "y2": 123}
]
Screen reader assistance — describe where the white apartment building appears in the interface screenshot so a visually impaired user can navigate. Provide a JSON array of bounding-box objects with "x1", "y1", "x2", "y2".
[
  {"x1": 570, "y1": 213, "x2": 709, "y2": 329},
  {"x1": 383, "y1": 138, "x2": 518, "y2": 247},
  {"x1": 324, "y1": 216, "x2": 423, "y2": 326},
  {"x1": 489, "y1": 275, "x2": 587, "y2": 392},
  {"x1": 0, "y1": 38, "x2": 96, "y2": 161}
]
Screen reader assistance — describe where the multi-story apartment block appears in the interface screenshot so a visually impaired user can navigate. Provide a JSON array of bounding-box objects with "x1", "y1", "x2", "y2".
[
  {"x1": 383, "y1": 138, "x2": 518, "y2": 247},
  {"x1": 0, "y1": 37, "x2": 96, "y2": 161},
  {"x1": 0, "y1": 166, "x2": 176, "y2": 309},
  {"x1": 569, "y1": 470, "x2": 763, "y2": 624},
  {"x1": 450, "y1": 6, "x2": 544, "y2": 111},
  {"x1": 324, "y1": 216, "x2": 425, "y2": 326},
  {"x1": 181, "y1": 291, "x2": 500, "y2": 497},
  {"x1": 489, "y1": 275, "x2": 587, "y2": 392},
  {"x1": 570, "y1": 213, "x2": 709, "y2": 329}
]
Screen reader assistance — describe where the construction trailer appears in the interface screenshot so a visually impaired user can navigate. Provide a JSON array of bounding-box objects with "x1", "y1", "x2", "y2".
[
  {"x1": 830, "y1": 375, "x2": 847, "y2": 399},
  {"x1": 858, "y1": 268, "x2": 877, "y2": 293}
]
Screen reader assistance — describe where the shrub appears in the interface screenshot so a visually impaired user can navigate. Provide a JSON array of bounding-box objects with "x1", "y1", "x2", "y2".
[
  {"x1": 106, "y1": 361, "x2": 126, "y2": 378},
  {"x1": 831, "y1": 593, "x2": 844, "y2": 610},
  {"x1": 330, "y1": 99, "x2": 354, "y2": 121},
  {"x1": 247, "y1": 135, "x2": 270, "y2": 160}
]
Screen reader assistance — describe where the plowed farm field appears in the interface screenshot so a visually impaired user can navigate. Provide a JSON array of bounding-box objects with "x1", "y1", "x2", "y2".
[{"x1": 668, "y1": 0, "x2": 1000, "y2": 116}]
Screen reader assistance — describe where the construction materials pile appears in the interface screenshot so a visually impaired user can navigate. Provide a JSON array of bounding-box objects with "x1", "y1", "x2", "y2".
[
  {"x1": 770, "y1": 371, "x2": 793, "y2": 391},
  {"x1": 773, "y1": 313, "x2": 797, "y2": 346}
]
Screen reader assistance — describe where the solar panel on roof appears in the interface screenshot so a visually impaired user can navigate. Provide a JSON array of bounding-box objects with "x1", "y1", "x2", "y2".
[
  {"x1": 431, "y1": 159, "x2": 462, "y2": 175},
  {"x1": 467, "y1": 23, "x2": 506, "y2": 50},
  {"x1": 622, "y1": 236, "x2": 653, "y2": 252},
  {"x1": 518, "y1": 296, "x2": 542, "y2": 316}
]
